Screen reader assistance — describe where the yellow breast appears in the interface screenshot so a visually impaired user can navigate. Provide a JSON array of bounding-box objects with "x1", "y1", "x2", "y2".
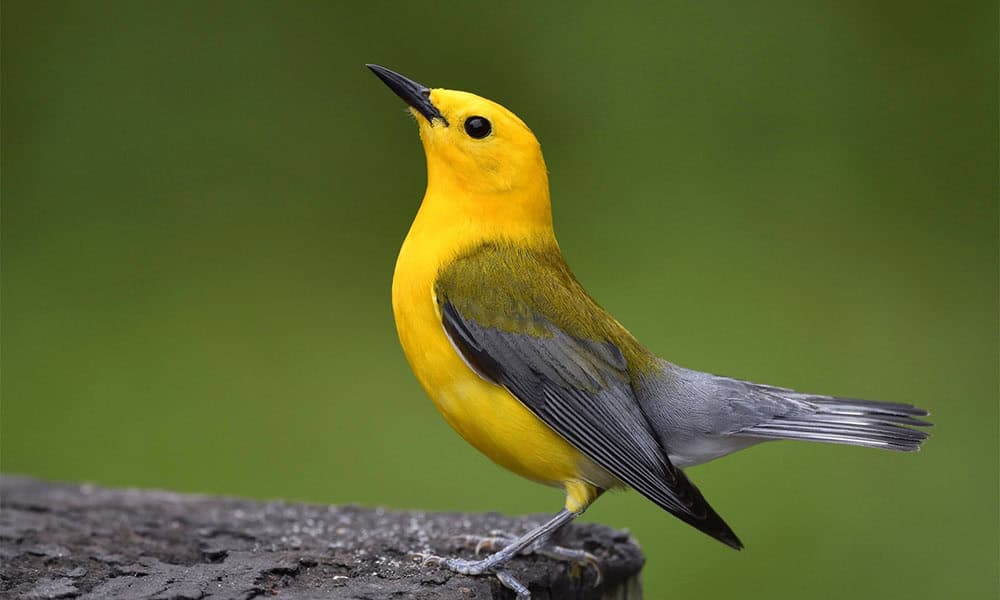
[{"x1": 390, "y1": 203, "x2": 604, "y2": 506}]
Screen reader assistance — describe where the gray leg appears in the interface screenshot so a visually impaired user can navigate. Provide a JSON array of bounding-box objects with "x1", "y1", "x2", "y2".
[
  {"x1": 456, "y1": 528, "x2": 602, "y2": 585},
  {"x1": 416, "y1": 509, "x2": 579, "y2": 595},
  {"x1": 426, "y1": 509, "x2": 576, "y2": 574}
]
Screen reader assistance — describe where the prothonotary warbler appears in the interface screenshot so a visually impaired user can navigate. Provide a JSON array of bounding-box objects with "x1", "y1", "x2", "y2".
[{"x1": 367, "y1": 64, "x2": 931, "y2": 597}]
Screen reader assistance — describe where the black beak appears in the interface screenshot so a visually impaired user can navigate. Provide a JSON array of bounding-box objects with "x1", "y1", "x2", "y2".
[{"x1": 366, "y1": 64, "x2": 449, "y2": 126}]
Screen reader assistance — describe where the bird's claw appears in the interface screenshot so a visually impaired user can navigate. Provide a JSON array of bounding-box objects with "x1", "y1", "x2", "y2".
[
  {"x1": 409, "y1": 551, "x2": 444, "y2": 567},
  {"x1": 495, "y1": 569, "x2": 531, "y2": 598},
  {"x1": 421, "y1": 535, "x2": 602, "y2": 594},
  {"x1": 413, "y1": 551, "x2": 529, "y2": 595},
  {"x1": 454, "y1": 531, "x2": 518, "y2": 555},
  {"x1": 410, "y1": 552, "x2": 492, "y2": 575},
  {"x1": 529, "y1": 543, "x2": 602, "y2": 587},
  {"x1": 457, "y1": 536, "x2": 602, "y2": 586}
]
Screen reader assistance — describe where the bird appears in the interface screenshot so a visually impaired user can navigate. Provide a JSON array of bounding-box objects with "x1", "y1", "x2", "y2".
[{"x1": 366, "y1": 63, "x2": 931, "y2": 598}]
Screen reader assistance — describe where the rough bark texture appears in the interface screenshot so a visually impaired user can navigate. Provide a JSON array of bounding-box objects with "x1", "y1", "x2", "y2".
[{"x1": 0, "y1": 476, "x2": 643, "y2": 599}]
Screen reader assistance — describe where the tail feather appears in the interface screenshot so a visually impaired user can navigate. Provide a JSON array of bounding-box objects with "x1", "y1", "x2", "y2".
[
  {"x1": 739, "y1": 392, "x2": 932, "y2": 452},
  {"x1": 640, "y1": 365, "x2": 932, "y2": 467}
]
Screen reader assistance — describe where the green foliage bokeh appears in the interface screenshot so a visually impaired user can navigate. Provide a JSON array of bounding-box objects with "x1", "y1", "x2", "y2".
[{"x1": 3, "y1": 2, "x2": 997, "y2": 598}]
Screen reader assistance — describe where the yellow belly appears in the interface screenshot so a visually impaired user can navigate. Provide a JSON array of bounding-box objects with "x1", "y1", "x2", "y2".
[{"x1": 391, "y1": 219, "x2": 607, "y2": 511}]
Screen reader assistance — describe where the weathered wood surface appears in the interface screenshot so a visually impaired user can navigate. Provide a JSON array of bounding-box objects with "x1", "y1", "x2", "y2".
[{"x1": 0, "y1": 476, "x2": 643, "y2": 599}]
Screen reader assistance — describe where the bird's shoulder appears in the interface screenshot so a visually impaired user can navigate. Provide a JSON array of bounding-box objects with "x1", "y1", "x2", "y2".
[{"x1": 434, "y1": 239, "x2": 658, "y2": 375}]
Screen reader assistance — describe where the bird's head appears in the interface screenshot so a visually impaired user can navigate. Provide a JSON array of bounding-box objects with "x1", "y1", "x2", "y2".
[{"x1": 368, "y1": 65, "x2": 552, "y2": 234}]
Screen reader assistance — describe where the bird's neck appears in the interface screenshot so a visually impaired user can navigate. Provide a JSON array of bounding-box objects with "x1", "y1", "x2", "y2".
[{"x1": 412, "y1": 181, "x2": 557, "y2": 253}]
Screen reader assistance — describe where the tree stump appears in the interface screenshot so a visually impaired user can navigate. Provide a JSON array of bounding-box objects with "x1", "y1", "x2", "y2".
[{"x1": 0, "y1": 476, "x2": 643, "y2": 599}]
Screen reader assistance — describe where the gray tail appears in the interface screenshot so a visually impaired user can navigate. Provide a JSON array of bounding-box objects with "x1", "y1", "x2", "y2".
[{"x1": 736, "y1": 386, "x2": 932, "y2": 452}]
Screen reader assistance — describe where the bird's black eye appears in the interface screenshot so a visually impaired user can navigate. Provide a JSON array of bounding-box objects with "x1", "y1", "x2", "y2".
[{"x1": 464, "y1": 116, "x2": 492, "y2": 139}]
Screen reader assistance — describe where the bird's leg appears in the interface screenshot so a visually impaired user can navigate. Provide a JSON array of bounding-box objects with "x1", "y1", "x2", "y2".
[
  {"x1": 456, "y1": 527, "x2": 602, "y2": 584},
  {"x1": 415, "y1": 509, "x2": 580, "y2": 596},
  {"x1": 420, "y1": 508, "x2": 576, "y2": 574}
]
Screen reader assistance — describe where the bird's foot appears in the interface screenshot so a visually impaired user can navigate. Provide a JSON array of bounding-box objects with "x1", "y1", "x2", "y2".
[
  {"x1": 411, "y1": 551, "x2": 530, "y2": 598},
  {"x1": 454, "y1": 530, "x2": 518, "y2": 555},
  {"x1": 411, "y1": 509, "x2": 585, "y2": 599},
  {"x1": 454, "y1": 531, "x2": 603, "y2": 585},
  {"x1": 412, "y1": 551, "x2": 495, "y2": 575}
]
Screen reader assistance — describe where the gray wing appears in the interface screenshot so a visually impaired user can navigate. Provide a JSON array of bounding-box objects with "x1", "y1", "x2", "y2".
[{"x1": 440, "y1": 300, "x2": 743, "y2": 549}]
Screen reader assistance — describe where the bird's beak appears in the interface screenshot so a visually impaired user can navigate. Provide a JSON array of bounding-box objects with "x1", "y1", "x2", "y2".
[{"x1": 367, "y1": 64, "x2": 449, "y2": 126}]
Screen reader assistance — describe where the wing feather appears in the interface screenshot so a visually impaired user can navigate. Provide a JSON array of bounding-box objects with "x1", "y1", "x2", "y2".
[{"x1": 436, "y1": 243, "x2": 742, "y2": 549}]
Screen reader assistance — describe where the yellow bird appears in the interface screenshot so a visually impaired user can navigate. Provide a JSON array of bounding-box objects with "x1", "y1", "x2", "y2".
[{"x1": 368, "y1": 64, "x2": 930, "y2": 597}]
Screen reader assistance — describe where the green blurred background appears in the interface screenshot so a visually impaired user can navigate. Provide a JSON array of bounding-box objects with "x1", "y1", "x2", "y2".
[{"x1": 3, "y1": 1, "x2": 997, "y2": 598}]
